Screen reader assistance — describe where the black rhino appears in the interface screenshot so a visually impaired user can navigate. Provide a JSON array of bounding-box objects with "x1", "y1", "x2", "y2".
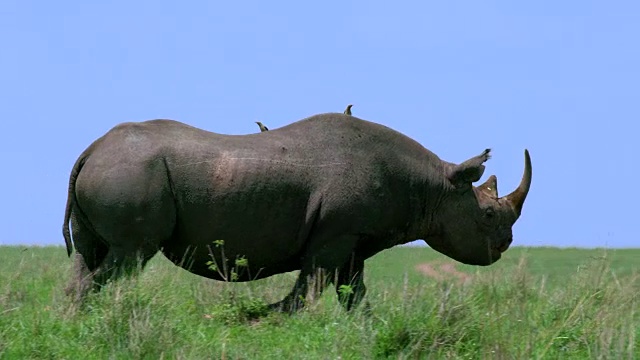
[{"x1": 63, "y1": 112, "x2": 532, "y2": 312}]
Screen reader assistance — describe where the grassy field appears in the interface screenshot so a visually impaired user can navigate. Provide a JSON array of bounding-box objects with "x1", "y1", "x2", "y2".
[{"x1": 0, "y1": 245, "x2": 638, "y2": 359}]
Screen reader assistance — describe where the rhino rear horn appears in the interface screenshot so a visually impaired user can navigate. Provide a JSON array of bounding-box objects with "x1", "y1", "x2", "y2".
[
  {"x1": 503, "y1": 149, "x2": 532, "y2": 217},
  {"x1": 476, "y1": 175, "x2": 498, "y2": 198}
]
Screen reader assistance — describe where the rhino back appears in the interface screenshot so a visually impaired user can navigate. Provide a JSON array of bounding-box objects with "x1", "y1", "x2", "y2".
[{"x1": 165, "y1": 114, "x2": 444, "y2": 260}]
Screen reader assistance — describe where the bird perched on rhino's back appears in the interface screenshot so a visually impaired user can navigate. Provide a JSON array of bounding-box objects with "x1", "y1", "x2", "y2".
[
  {"x1": 62, "y1": 112, "x2": 532, "y2": 313},
  {"x1": 343, "y1": 104, "x2": 353, "y2": 116},
  {"x1": 255, "y1": 121, "x2": 269, "y2": 132}
]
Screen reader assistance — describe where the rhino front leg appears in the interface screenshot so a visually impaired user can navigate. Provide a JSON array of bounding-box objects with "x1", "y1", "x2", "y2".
[
  {"x1": 268, "y1": 266, "x2": 334, "y2": 313},
  {"x1": 335, "y1": 255, "x2": 370, "y2": 312},
  {"x1": 269, "y1": 233, "x2": 360, "y2": 313}
]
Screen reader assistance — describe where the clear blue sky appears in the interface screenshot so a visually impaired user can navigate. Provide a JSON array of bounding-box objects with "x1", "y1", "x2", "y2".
[{"x1": 1, "y1": 1, "x2": 638, "y2": 248}]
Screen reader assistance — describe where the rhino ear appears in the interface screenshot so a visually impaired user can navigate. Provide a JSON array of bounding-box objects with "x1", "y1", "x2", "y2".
[{"x1": 447, "y1": 149, "x2": 491, "y2": 187}]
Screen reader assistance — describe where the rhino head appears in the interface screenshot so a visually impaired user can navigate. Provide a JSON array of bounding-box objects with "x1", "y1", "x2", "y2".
[{"x1": 425, "y1": 149, "x2": 532, "y2": 266}]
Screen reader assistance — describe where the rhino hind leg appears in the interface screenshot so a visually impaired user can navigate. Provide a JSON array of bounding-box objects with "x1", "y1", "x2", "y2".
[
  {"x1": 64, "y1": 211, "x2": 109, "y2": 306},
  {"x1": 65, "y1": 209, "x2": 162, "y2": 306},
  {"x1": 91, "y1": 245, "x2": 158, "y2": 291},
  {"x1": 65, "y1": 252, "x2": 97, "y2": 307}
]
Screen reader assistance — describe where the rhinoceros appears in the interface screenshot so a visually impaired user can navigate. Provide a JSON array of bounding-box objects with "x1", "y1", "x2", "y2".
[{"x1": 62, "y1": 112, "x2": 531, "y2": 312}]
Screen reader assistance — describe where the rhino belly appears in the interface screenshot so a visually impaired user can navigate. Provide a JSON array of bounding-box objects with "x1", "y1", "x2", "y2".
[
  {"x1": 162, "y1": 155, "x2": 318, "y2": 281},
  {"x1": 160, "y1": 234, "x2": 304, "y2": 281},
  {"x1": 160, "y1": 198, "x2": 310, "y2": 281}
]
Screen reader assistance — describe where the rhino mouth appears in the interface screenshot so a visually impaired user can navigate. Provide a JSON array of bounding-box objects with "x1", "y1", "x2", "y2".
[{"x1": 494, "y1": 237, "x2": 512, "y2": 253}]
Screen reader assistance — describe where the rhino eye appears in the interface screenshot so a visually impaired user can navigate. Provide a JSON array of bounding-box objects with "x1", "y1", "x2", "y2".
[{"x1": 484, "y1": 208, "x2": 495, "y2": 219}]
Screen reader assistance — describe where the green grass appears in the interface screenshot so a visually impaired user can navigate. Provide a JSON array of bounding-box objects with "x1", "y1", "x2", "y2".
[{"x1": 1, "y1": 245, "x2": 638, "y2": 359}]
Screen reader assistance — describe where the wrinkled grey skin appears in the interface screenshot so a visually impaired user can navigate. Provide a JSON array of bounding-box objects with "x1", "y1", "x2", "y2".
[{"x1": 63, "y1": 112, "x2": 532, "y2": 312}]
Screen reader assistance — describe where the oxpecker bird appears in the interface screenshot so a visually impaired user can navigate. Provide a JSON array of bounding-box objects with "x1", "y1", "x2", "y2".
[
  {"x1": 344, "y1": 104, "x2": 353, "y2": 116},
  {"x1": 255, "y1": 121, "x2": 269, "y2": 132}
]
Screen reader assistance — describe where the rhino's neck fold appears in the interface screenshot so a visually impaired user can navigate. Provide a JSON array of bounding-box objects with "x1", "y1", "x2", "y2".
[{"x1": 406, "y1": 175, "x2": 446, "y2": 243}]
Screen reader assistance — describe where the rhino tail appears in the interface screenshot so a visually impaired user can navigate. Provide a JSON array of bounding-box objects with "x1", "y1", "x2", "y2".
[{"x1": 62, "y1": 146, "x2": 93, "y2": 257}]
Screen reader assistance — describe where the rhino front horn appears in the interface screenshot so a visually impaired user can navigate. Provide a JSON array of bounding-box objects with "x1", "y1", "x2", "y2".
[{"x1": 503, "y1": 149, "x2": 532, "y2": 217}]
